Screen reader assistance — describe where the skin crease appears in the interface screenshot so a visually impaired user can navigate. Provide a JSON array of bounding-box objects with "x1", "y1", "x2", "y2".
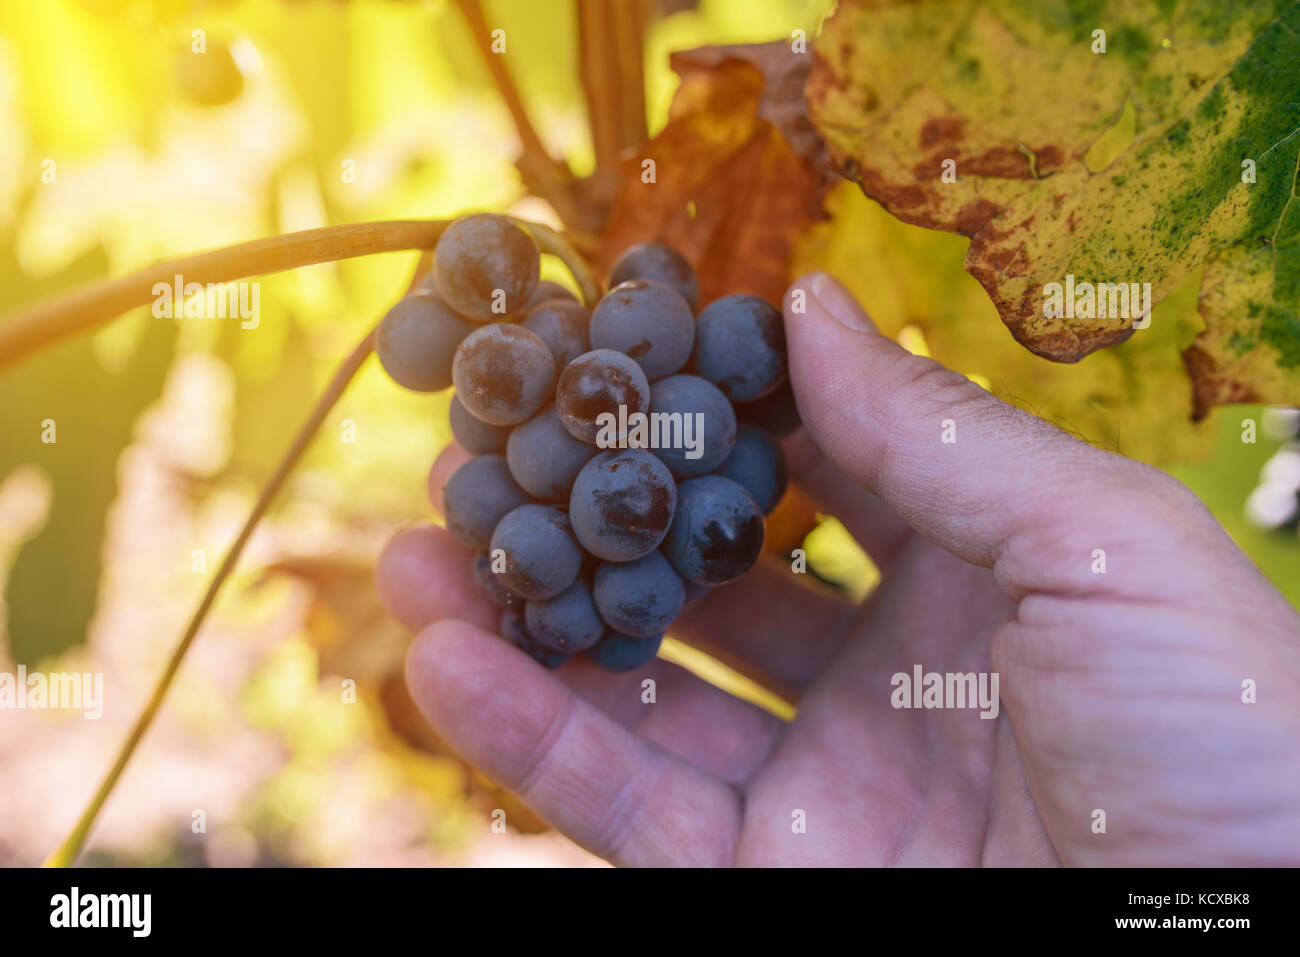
[{"x1": 376, "y1": 273, "x2": 1300, "y2": 867}]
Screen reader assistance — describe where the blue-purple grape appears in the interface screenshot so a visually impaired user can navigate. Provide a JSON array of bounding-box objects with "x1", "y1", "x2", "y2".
[
  {"x1": 434, "y1": 213, "x2": 539, "y2": 321},
  {"x1": 593, "y1": 551, "x2": 685, "y2": 638},
  {"x1": 474, "y1": 551, "x2": 518, "y2": 608},
  {"x1": 607, "y1": 243, "x2": 700, "y2": 312},
  {"x1": 450, "y1": 394, "x2": 511, "y2": 454},
  {"x1": 693, "y1": 294, "x2": 787, "y2": 402},
  {"x1": 569, "y1": 450, "x2": 677, "y2": 562},
  {"x1": 375, "y1": 291, "x2": 474, "y2": 392},
  {"x1": 489, "y1": 504, "x2": 583, "y2": 600},
  {"x1": 555, "y1": 349, "x2": 650, "y2": 445},
  {"x1": 584, "y1": 632, "x2": 663, "y2": 672},
  {"x1": 647, "y1": 374, "x2": 736, "y2": 478},
  {"x1": 500, "y1": 606, "x2": 571, "y2": 669},
  {"x1": 715, "y1": 424, "x2": 788, "y2": 514},
  {"x1": 522, "y1": 299, "x2": 591, "y2": 369},
  {"x1": 523, "y1": 280, "x2": 578, "y2": 310},
  {"x1": 452, "y1": 323, "x2": 556, "y2": 426},
  {"x1": 443, "y1": 454, "x2": 531, "y2": 550},
  {"x1": 524, "y1": 580, "x2": 606, "y2": 653},
  {"x1": 506, "y1": 405, "x2": 597, "y2": 501},
  {"x1": 589, "y1": 280, "x2": 694, "y2": 381},
  {"x1": 662, "y1": 475, "x2": 764, "y2": 585}
]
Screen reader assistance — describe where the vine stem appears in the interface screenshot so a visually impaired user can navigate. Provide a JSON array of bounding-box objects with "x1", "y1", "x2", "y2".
[
  {"x1": 44, "y1": 326, "x2": 379, "y2": 868},
  {"x1": 452, "y1": 0, "x2": 581, "y2": 226},
  {"x1": 577, "y1": 0, "x2": 648, "y2": 205},
  {"x1": 0, "y1": 221, "x2": 448, "y2": 372}
]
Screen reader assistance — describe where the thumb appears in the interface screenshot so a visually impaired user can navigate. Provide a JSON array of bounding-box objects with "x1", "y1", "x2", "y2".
[{"x1": 782, "y1": 272, "x2": 1209, "y2": 600}]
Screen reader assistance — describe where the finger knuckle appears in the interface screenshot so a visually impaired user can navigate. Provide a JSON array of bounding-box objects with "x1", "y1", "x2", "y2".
[
  {"x1": 591, "y1": 760, "x2": 664, "y2": 862},
  {"x1": 880, "y1": 355, "x2": 1001, "y2": 426},
  {"x1": 515, "y1": 693, "x2": 577, "y2": 798}
]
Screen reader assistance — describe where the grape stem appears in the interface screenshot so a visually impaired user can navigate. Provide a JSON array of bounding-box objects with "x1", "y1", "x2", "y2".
[
  {"x1": 0, "y1": 220, "x2": 449, "y2": 372},
  {"x1": 512, "y1": 218, "x2": 603, "y2": 305}
]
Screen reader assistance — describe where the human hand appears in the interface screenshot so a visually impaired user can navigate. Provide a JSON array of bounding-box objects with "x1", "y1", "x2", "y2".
[{"x1": 376, "y1": 274, "x2": 1300, "y2": 866}]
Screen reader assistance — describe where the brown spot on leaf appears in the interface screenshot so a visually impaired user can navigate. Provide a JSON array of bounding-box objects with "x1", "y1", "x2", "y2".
[
  {"x1": 952, "y1": 198, "x2": 1001, "y2": 236},
  {"x1": 1182, "y1": 344, "x2": 1259, "y2": 421},
  {"x1": 963, "y1": 146, "x2": 1031, "y2": 179},
  {"x1": 920, "y1": 116, "x2": 964, "y2": 149},
  {"x1": 848, "y1": 164, "x2": 929, "y2": 215},
  {"x1": 1035, "y1": 144, "x2": 1068, "y2": 174},
  {"x1": 1005, "y1": 323, "x2": 1135, "y2": 363}
]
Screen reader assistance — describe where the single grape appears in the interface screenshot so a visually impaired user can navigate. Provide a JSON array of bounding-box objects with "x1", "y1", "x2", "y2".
[
  {"x1": 555, "y1": 349, "x2": 650, "y2": 445},
  {"x1": 607, "y1": 243, "x2": 700, "y2": 312},
  {"x1": 175, "y1": 41, "x2": 244, "y2": 107},
  {"x1": 523, "y1": 280, "x2": 578, "y2": 310},
  {"x1": 693, "y1": 294, "x2": 787, "y2": 402},
  {"x1": 374, "y1": 291, "x2": 474, "y2": 392},
  {"x1": 452, "y1": 323, "x2": 556, "y2": 426},
  {"x1": 593, "y1": 551, "x2": 685, "y2": 638},
  {"x1": 434, "y1": 213, "x2": 540, "y2": 321},
  {"x1": 584, "y1": 632, "x2": 663, "y2": 672},
  {"x1": 647, "y1": 374, "x2": 736, "y2": 478},
  {"x1": 569, "y1": 450, "x2": 677, "y2": 562},
  {"x1": 522, "y1": 299, "x2": 592, "y2": 369},
  {"x1": 474, "y1": 551, "x2": 518, "y2": 608},
  {"x1": 449, "y1": 394, "x2": 511, "y2": 454},
  {"x1": 663, "y1": 475, "x2": 764, "y2": 585},
  {"x1": 525, "y1": 580, "x2": 606, "y2": 653},
  {"x1": 500, "y1": 607, "x2": 572, "y2": 669},
  {"x1": 1245, "y1": 480, "x2": 1300, "y2": 531},
  {"x1": 443, "y1": 454, "x2": 531, "y2": 550},
  {"x1": 490, "y1": 505, "x2": 584, "y2": 600},
  {"x1": 1261, "y1": 442, "x2": 1300, "y2": 487},
  {"x1": 506, "y1": 405, "x2": 598, "y2": 501},
  {"x1": 737, "y1": 379, "x2": 801, "y2": 437},
  {"x1": 715, "y1": 424, "x2": 788, "y2": 514},
  {"x1": 589, "y1": 280, "x2": 694, "y2": 381}
]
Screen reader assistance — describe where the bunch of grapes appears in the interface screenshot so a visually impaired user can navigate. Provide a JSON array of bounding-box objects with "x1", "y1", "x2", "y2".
[{"x1": 375, "y1": 214, "x2": 799, "y2": 671}]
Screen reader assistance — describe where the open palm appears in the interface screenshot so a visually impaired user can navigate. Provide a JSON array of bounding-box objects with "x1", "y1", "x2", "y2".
[{"x1": 377, "y1": 275, "x2": 1300, "y2": 866}]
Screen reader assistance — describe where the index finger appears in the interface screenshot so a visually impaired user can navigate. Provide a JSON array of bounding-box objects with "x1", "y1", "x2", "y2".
[{"x1": 782, "y1": 273, "x2": 1236, "y2": 605}]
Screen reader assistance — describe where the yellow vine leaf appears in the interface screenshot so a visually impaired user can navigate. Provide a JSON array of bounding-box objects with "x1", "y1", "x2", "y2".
[{"x1": 808, "y1": 0, "x2": 1300, "y2": 416}]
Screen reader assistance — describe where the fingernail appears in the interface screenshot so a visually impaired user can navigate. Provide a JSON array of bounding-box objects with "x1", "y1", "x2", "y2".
[{"x1": 809, "y1": 272, "x2": 876, "y2": 334}]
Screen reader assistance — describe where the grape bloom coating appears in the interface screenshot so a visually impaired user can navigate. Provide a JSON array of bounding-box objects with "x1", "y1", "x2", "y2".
[
  {"x1": 434, "y1": 213, "x2": 540, "y2": 321},
  {"x1": 452, "y1": 324, "x2": 556, "y2": 426}
]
